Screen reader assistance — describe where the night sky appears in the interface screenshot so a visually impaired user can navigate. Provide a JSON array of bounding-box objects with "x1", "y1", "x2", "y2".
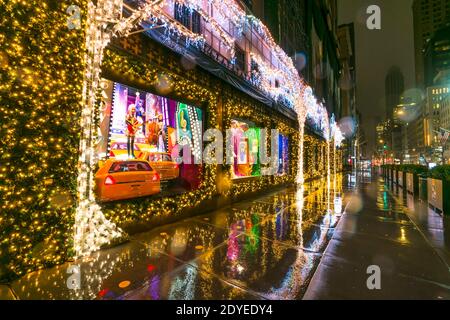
[{"x1": 338, "y1": 0, "x2": 415, "y2": 156}]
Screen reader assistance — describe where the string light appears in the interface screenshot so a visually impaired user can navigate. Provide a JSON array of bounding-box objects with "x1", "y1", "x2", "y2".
[
  {"x1": 0, "y1": 0, "x2": 92, "y2": 280},
  {"x1": 74, "y1": 0, "x2": 126, "y2": 259}
]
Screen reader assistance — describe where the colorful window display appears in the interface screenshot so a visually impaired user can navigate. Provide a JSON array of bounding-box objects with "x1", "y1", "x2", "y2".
[
  {"x1": 230, "y1": 119, "x2": 261, "y2": 179},
  {"x1": 278, "y1": 134, "x2": 289, "y2": 175},
  {"x1": 98, "y1": 81, "x2": 204, "y2": 198}
]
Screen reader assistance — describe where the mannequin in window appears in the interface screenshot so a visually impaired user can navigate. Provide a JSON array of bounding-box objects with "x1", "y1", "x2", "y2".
[
  {"x1": 125, "y1": 104, "x2": 141, "y2": 158},
  {"x1": 176, "y1": 105, "x2": 193, "y2": 154},
  {"x1": 146, "y1": 117, "x2": 158, "y2": 146},
  {"x1": 135, "y1": 91, "x2": 144, "y2": 118},
  {"x1": 237, "y1": 123, "x2": 252, "y2": 176},
  {"x1": 231, "y1": 120, "x2": 241, "y2": 177},
  {"x1": 157, "y1": 113, "x2": 166, "y2": 152}
]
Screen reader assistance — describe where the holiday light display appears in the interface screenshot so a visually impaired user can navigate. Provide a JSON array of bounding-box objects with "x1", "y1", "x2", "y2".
[
  {"x1": 0, "y1": 0, "x2": 92, "y2": 281},
  {"x1": 0, "y1": 0, "x2": 345, "y2": 279},
  {"x1": 78, "y1": 0, "x2": 337, "y2": 233},
  {"x1": 74, "y1": 0, "x2": 125, "y2": 259}
]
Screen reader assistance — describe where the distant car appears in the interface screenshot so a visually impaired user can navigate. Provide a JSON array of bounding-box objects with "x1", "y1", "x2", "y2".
[
  {"x1": 139, "y1": 152, "x2": 180, "y2": 181},
  {"x1": 95, "y1": 159, "x2": 160, "y2": 202},
  {"x1": 108, "y1": 142, "x2": 142, "y2": 160}
]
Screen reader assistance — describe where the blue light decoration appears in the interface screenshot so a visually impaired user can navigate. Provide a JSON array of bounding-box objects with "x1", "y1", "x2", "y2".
[{"x1": 278, "y1": 134, "x2": 289, "y2": 175}]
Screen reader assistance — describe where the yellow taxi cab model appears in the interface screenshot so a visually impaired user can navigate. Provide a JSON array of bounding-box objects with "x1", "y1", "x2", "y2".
[
  {"x1": 95, "y1": 159, "x2": 160, "y2": 202},
  {"x1": 134, "y1": 143, "x2": 154, "y2": 153},
  {"x1": 108, "y1": 141, "x2": 143, "y2": 160},
  {"x1": 139, "y1": 152, "x2": 180, "y2": 181}
]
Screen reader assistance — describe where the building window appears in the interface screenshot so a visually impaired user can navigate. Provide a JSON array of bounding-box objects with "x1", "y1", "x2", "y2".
[
  {"x1": 192, "y1": 10, "x2": 201, "y2": 34},
  {"x1": 174, "y1": 3, "x2": 201, "y2": 34},
  {"x1": 275, "y1": 79, "x2": 280, "y2": 88},
  {"x1": 235, "y1": 45, "x2": 247, "y2": 72}
]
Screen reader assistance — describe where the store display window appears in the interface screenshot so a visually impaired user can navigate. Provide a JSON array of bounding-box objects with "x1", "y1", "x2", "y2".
[
  {"x1": 97, "y1": 81, "x2": 204, "y2": 199},
  {"x1": 230, "y1": 119, "x2": 261, "y2": 179},
  {"x1": 278, "y1": 134, "x2": 289, "y2": 175}
]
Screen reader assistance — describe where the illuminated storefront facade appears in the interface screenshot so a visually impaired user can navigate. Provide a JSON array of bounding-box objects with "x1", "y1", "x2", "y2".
[
  {"x1": 98, "y1": 31, "x2": 303, "y2": 215},
  {"x1": 101, "y1": 28, "x2": 343, "y2": 244},
  {"x1": 0, "y1": 0, "x2": 344, "y2": 281}
]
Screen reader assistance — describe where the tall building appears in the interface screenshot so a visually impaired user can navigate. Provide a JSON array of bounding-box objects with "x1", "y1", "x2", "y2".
[
  {"x1": 424, "y1": 85, "x2": 450, "y2": 162},
  {"x1": 385, "y1": 66, "x2": 405, "y2": 120},
  {"x1": 337, "y1": 22, "x2": 356, "y2": 165},
  {"x1": 354, "y1": 110, "x2": 367, "y2": 160},
  {"x1": 441, "y1": 91, "x2": 450, "y2": 131},
  {"x1": 393, "y1": 95, "x2": 424, "y2": 163},
  {"x1": 381, "y1": 119, "x2": 395, "y2": 163},
  {"x1": 424, "y1": 25, "x2": 450, "y2": 87},
  {"x1": 408, "y1": 107, "x2": 426, "y2": 164},
  {"x1": 376, "y1": 122, "x2": 385, "y2": 150},
  {"x1": 306, "y1": 0, "x2": 341, "y2": 117},
  {"x1": 412, "y1": 0, "x2": 450, "y2": 88},
  {"x1": 337, "y1": 23, "x2": 356, "y2": 119},
  {"x1": 375, "y1": 122, "x2": 387, "y2": 163},
  {"x1": 384, "y1": 67, "x2": 405, "y2": 162}
]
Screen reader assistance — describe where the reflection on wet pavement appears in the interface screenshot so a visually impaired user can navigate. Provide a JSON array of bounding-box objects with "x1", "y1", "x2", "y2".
[
  {"x1": 305, "y1": 172, "x2": 450, "y2": 300},
  {"x1": 388, "y1": 178, "x2": 450, "y2": 268},
  {"x1": 10, "y1": 174, "x2": 349, "y2": 300}
]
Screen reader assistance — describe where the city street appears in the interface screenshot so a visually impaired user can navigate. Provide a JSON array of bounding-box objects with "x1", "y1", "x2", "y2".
[
  {"x1": 2, "y1": 172, "x2": 448, "y2": 300},
  {"x1": 305, "y1": 172, "x2": 450, "y2": 299}
]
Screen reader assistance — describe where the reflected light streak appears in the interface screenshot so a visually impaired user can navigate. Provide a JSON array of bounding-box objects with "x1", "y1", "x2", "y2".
[
  {"x1": 264, "y1": 186, "x2": 314, "y2": 299},
  {"x1": 168, "y1": 263, "x2": 198, "y2": 300}
]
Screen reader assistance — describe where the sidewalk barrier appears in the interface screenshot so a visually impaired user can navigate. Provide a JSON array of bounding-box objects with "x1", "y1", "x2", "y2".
[
  {"x1": 406, "y1": 172, "x2": 419, "y2": 197},
  {"x1": 418, "y1": 175, "x2": 428, "y2": 201},
  {"x1": 427, "y1": 177, "x2": 450, "y2": 215}
]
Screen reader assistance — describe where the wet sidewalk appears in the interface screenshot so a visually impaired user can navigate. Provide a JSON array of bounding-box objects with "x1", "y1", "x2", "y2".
[
  {"x1": 304, "y1": 172, "x2": 450, "y2": 300},
  {"x1": 2, "y1": 175, "x2": 349, "y2": 300}
]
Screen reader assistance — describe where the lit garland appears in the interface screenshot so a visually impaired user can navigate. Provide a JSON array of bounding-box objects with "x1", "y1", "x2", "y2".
[
  {"x1": 120, "y1": 0, "x2": 313, "y2": 115},
  {"x1": 164, "y1": 0, "x2": 307, "y2": 111},
  {"x1": 250, "y1": 52, "x2": 298, "y2": 106},
  {"x1": 116, "y1": 1, "x2": 206, "y2": 47},
  {"x1": 74, "y1": 0, "x2": 125, "y2": 259},
  {"x1": 0, "y1": 0, "x2": 89, "y2": 280},
  {"x1": 171, "y1": 0, "x2": 235, "y2": 53}
]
